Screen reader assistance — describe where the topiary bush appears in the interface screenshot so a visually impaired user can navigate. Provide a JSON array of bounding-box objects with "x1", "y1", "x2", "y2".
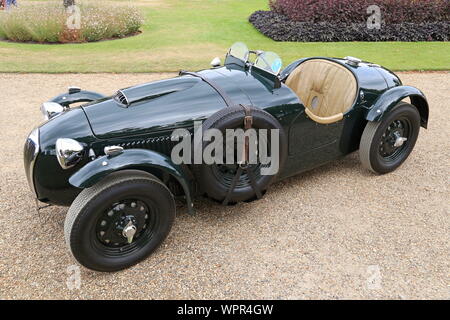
[
  {"x1": 0, "y1": 1, "x2": 144, "y2": 43},
  {"x1": 270, "y1": 0, "x2": 449, "y2": 24}
]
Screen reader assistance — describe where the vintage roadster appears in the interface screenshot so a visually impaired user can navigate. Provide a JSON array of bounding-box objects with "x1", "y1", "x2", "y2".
[{"x1": 24, "y1": 43, "x2": 428, "y2": 271}]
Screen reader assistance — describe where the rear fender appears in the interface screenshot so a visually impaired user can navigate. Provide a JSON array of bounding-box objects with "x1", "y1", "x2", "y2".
[
  {"x1": 366, "y1": 86, "x2": 429, "y2": 128},
  {"x1": 69, "y1": 149, "x2": 195, "y2": 214}
]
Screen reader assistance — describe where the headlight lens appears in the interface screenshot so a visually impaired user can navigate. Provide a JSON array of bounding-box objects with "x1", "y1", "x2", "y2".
[{"x1": 55, "y1": 138, "x2": 84, "y2": 169}]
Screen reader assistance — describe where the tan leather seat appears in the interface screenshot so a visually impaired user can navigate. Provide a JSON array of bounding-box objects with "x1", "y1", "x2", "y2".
[{"x1": 286, "y1": 59, "x2": 357, "y2": 124}]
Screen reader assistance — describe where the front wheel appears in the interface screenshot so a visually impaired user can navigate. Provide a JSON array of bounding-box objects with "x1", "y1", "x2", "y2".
[
  {"x1": 359, "y1": 102, "x2": 421, "y2": 174},
  {"x1": 64, "y1": 171, "x2": 175, "y2": 272}
]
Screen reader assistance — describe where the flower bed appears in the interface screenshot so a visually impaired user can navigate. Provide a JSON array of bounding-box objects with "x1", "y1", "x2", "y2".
[{"x1": 0, "y1": 1, "x2": 144, "y2": 43}]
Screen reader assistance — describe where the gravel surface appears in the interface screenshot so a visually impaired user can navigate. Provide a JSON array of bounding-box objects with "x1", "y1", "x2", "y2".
[{"x1": 0, "y1": 72, "x2": 448, "y2": 299}]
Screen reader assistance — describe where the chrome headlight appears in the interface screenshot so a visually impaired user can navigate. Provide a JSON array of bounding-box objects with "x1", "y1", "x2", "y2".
[
  {"x1": 55, "y1": 138, "x2": 84, "y2": 169},
  {"x1": 41, "y1": 102, "x2": 65, "y2": 121}
]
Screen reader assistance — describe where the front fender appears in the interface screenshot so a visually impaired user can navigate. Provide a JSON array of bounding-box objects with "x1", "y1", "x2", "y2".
[
  {"x1": 366, "y1": 86, "x2": 429, "y2": 128},
  {"x1": 69, "y1": 149, "x2": 194, "y2": 214},
  {"x1": 51, "y1": 90, "x2": 106, "y2": 107}
]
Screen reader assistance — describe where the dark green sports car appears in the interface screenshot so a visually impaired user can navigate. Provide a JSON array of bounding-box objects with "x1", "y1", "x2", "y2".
[{"x1": 24, "y1": 43, "x2": 428, "y2": 271}]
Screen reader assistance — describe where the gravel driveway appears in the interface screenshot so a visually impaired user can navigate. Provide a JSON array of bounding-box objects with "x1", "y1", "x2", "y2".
[{"x1": 0, "y1": 72, "x2": 448, "y2": 299}]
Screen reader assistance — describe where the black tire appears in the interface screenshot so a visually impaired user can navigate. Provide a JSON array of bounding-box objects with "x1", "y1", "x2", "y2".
[
  {"x1": 64, "y1": 170, "x2": 175, "y2": 272},
  {"x1": 193, "y1": 105, "x2": 287, "y2": 203},
  {"x1": 360, "y1": 102, "x2": 420, "y2": 174}
]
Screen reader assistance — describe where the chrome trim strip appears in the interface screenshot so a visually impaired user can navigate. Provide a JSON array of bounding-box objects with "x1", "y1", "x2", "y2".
[
  {"x1": 26, "y1": 128, "x2": 40, "y2": 197},
  {"x1": 104, "y1": 145, "x2": 124, "y2": 157}
]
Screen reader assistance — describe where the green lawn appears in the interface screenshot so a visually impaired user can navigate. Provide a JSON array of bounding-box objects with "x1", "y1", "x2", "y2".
[{"x1": 0, "y1": 0, "x2": 448, "y2": 72}]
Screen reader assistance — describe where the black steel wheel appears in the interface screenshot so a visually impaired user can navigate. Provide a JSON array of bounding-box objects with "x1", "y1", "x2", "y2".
[
  {"x1": 64, "y1": 170, "x2": 175, "y2": 272},
  {"x1": 92, "y1": 199, "x2": 156, "y2": 256},
  {"x1": 378, "y1": 117, "x2": 412, "y2": 160},
  {"x1": 360, "y1": 102, "x2": 420, "y2": 174}
]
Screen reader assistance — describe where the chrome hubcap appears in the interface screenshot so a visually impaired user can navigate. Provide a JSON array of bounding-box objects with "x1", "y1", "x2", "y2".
[
  {"x1": 95, "y1": 200, "x2": 150, "y2": 248},
  {"x1": 394, "y1": 134, "x2": 408, "y2": 148},
  {"x1": 379, "y1": 119, "x2": 410, "y2": 158},
  {"x1": 122, "y1": 220, "x2": 137, "y2": 244}
]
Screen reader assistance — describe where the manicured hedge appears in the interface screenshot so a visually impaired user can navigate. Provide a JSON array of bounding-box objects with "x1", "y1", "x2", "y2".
[
  {"x1": 249, "y1": 10, "x2": 449, "y2": 42},
  {"x1": 270, "y1": 0, "x2": 450, "y2": 24}
]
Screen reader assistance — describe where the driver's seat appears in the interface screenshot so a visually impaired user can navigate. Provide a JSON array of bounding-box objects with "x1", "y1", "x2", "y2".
[{"x1": 286, "y1": 59, "x2": 357, "y2": 124}]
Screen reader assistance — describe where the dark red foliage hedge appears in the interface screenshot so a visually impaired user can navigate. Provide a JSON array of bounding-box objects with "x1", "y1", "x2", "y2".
[
  {"x1": 249, "y1": 10, "x2": 449, "y2": 42},
  {"x1": 270, "y1": 0, "x2": 450, "y2": 24}
]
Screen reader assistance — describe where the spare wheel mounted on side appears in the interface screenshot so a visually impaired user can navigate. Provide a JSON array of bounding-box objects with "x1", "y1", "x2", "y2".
[{"x1": 192, "y1": 105, "x2": 287, "y2": 204}]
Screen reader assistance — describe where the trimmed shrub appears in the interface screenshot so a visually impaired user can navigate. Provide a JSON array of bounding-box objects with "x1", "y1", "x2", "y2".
[
  {"x1": 249, "y1": 10, "x2": 449, "y2": 42},
  {"x1": 270, "y1": 0, "x2": 450, "y2": 24},
  {"x1": 0, "y1": 1, "x2": 144, "y2": 43}
]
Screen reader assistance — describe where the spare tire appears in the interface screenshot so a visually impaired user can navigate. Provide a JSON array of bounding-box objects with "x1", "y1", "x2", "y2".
[{"x1": 193, "y1": 105, "x2": 287, "y2": 203}]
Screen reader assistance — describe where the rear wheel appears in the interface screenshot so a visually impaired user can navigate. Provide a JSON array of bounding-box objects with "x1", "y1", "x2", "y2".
[
  {"x1": 64, "y1": 171, "x2": 175, "y2": 272},
  {"x1": 360, "y1": 102, "x2": 420, "y2": 174}
]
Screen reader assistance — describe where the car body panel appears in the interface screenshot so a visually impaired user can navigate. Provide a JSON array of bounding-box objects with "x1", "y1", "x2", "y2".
[
  {"x1": 82, "y1": 67, "x2": 299, "y2": 140},
  {"x1": 69, "y1": 149, "x2": 195, "y2": 214},
  {"x1": 51, "y1": 90, "x2": 106, "y2": 107},
  {"x1": 277, "y1": 57, "x2": 390, "y2": 176},
  {"x1": 117, "y1": 77, "x2": 200, "y2": 105},
  {"x1": 366, "y1": 85, "x2": 429, "y2": 128},
  {"x1": 24, "y1": 54, "x2": 428, "y2": 209},
  {"x1": 31, "y1": 108, "x2": 95, "y2": 205}
]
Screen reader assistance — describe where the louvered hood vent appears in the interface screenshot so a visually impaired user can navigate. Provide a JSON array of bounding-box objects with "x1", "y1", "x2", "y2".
[
  {"x1": 114, "y1": 90, "x2": 129, "y2": 106},
  {"x1": 113, "y1": 77, "x2": 200, "y2": 107}
]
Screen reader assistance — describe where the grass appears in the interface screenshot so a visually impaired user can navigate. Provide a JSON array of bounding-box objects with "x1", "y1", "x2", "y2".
[{"x1": 0, "y1": 0, "x2": 448, "y2": 73}]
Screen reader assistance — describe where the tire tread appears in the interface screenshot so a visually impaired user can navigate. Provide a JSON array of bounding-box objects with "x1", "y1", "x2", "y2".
[
  {"x1": 64, "y1": 171, "x2": 172, "y2": 269},
  {"x1": 359, "y1": 101, "x2": 419, "y2": 174}
]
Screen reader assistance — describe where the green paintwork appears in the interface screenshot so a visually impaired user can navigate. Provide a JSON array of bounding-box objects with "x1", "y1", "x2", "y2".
[
  {"x1": 82, "y1": 67, "x2": 298, "y2": 139},
  {"x1": 30, "y1": 108, "x2": 95, "y2": 206},
  {"x1": 24, "y1": 56, "x2": 429, "y2": 211},
  {"x1": 69, "y1": 149, "x2": 194, "y2": 215},
  {"x1": 51, "y1": 90, "x2": 106, "y2": 107},
  {"x1": 118, "y1": 77, "x2": 200, "y2": 106},
  {"x1": 366, "y1": 85, "x2": 429, "y2": 128}
]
